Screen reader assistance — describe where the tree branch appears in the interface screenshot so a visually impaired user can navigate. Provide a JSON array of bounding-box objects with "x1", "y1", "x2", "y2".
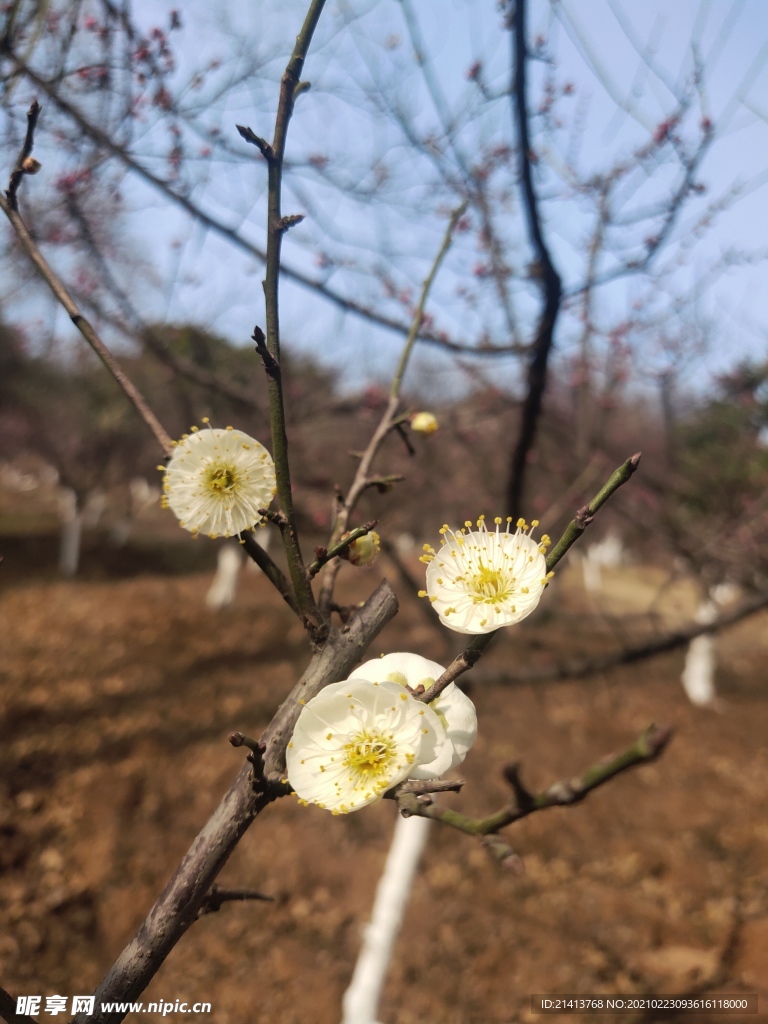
[
  {"x1": 318, "y1": 201, "x2": 467, "y2": 614},
  {"x1": 5, "y1": 96, "x2": 40, "y2": 210},
  {"x1": 0, "y1": 985, "x2": 38, "y2": 1024},
  {"x1": 0, "y1": 170, "x2": 173, "y2": 457},
  {"x1": 75, "y1": 580, "x2": 398, "y2": 1024},
  {"x1": 238, "y1": 530, "x2": 299, "y2": 615},
  {"x1": 505, "y1": 0, "x2": 563, "y2": 519},
  {"x1": 257, "y1": 0, "x2": 327, "y2": 637},
  {"x1": 477, "y1": 589, "x2": 768, "y2": 687},
  {"x1": 396, "y1": 724, "x2": 672, "y2": 840}
]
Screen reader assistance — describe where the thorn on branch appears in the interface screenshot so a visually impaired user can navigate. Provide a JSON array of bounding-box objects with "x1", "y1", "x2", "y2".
[
  {"x1": 394, "y1": 422, "x2": 416, "y2": 457},
  {"x1": 328, "y1": 601, "x2": 364, "y2": 624},
  {"x1": 252, "y1": 326, "x2": 280, "y2": 378},
  {"x1": 198, "y1": 883, "x2": 274, "y2": 917},
  {"x1": 236, "y1": 125, "x2": 274, "y2": 161}
]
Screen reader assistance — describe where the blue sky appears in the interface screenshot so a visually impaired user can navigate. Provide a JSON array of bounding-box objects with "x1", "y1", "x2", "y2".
[{"x1": 5, "y1": 0, "x2": 768, "y2": 396}]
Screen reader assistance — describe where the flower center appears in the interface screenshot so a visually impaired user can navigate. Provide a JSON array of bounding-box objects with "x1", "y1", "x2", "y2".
[
  {"x1": 205, "y1": 463, "x2": 238, "y2": 495},
  {"x1": 469, "y1": 564, "x2": 513, "y2": 605},
  {"x1": 343, "y1": 729, "x2": 396, "y2": 777}
]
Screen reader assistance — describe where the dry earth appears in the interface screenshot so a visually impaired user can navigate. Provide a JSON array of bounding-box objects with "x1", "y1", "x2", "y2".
[{"x1": 1, "y1": 546, "x2": 767, "y2": 1024}]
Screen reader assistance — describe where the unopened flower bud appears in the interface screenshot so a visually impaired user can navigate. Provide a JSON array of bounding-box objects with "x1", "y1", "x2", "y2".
[
  {"x1": 410, "y1": 411, "x2": 438, "y2": 435},
  {"x1": 346, "y1": 530, "x2": 381, "y2": 567},
  {"x1": 22, "y1": 157, "x2": 41, "y2": 175}
]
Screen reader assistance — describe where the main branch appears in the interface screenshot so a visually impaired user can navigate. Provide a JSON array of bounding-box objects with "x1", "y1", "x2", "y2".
[
  {"x1": 253, "y1": 0, "x2": 327, "y2": 635},
  {"x1": 505, "y1": 0, "x2": 563, "y2": 519}
]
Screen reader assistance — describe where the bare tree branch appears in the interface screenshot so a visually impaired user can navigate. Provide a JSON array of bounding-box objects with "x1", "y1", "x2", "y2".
[
  {"x1": 318, "y1": 201, "x2": 468, "y2": 614},
  {"x1": 505, "y1": 0, "x2": 563, "y2": 519},
  {"x1": 0, "y1": 985, "x2": 38, "y2": 1024},
  {"x1": 1, "y1": 109, "x2": 173, "y2": 457},
  {"x1": 255, "y1": 0, "x2": 327, "y2": 638},
  {"x1": 478, "y1": 589, "x2": 768, "y2": 687},
  {"x1": 396, "y1": 723, "x2": 672, "y2": 840}
]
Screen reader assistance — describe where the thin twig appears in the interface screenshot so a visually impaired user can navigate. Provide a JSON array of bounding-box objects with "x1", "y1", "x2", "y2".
[
  {"x1": 5, "y1": 97, "x2": 40, "y2": 210},
  {"x1": 307, "y1": 520, "x2": 377, "y2": 578},
  {"x1": 476, "y1": 588, "x2": 768, "y2": 687},
  {"x1": 396, "y1": 724, "x2": 672, "y2": 836},
  {"x1": 238, "y1": 530, "x2": 299, "y2": 615},
  {"x1": 65, "y1": 195, "x2": 261, "y2": 410},
  {"x1": 545, "y1": 452, "x2": 642, "y2": 571},
  {"x1": 0, "y1": 197, "x2": 173, "y2": 456},
  {"x1": 318, "y1": 201, "x2": 467, "y2": 614},
  {"x1": 8, "y1": 55, "x2": 525, "y2": 358},
  {"x1": 257, "y1": 0, "x2": 327, "y2": 637},
  {"x1": 197, "y1": 885, "x2": 274, "y2": 917}
]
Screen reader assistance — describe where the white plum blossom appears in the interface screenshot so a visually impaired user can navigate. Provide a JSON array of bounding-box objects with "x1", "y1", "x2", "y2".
[
  {"x1": 349, "y1": 652, "x2": 477, "y2": 779},
  {"x1": 420, "y1": 515, "x2": 554, "y2": 634},
  {"x1": 286, "y1": 678, "x2": 445, "y2": 814},
  {"x1": 161, "y1": 423, "x2": 276, "y2": 538}
]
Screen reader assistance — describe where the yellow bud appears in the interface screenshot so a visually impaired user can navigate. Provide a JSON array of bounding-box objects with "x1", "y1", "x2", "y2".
[
  {"x1": 410, "y1": 411, "x2": 439, "y2": 435},
  {"x1": 347, "y1": 530, "x2": 381, "y2": 567}
]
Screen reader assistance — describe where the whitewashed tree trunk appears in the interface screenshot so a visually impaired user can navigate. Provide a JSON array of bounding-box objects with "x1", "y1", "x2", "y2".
[
  {"x1": 57, "y1": 487, "x2": 82, "y2": 578},
  {"x1": 581, "y1": 531, "x2": 625, "y2": 595},
  {"x1": 341, "y1": 815, "x2": 431, "y2": 1024},
  {"x1": 581, "y1": 551, "x2": 602, "y2": 594},
  {"x1": 681, "y1": 630, "x2": 716, "y2": 706},
  {"x1": 206, "y1": 543, "x2": 245, "y2": 609},
  {"x1": 680, "y1": 584, "x2": 739, "y2": 707}
]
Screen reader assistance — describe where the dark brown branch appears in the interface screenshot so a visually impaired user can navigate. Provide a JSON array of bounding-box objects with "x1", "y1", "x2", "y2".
[
  {"x1": 477, "y1": 589, "x2": 768, "y2": 687},
  {"x1": 238, "y1": 531, "x2": 298, "y2": 615},
  {"x1": 5, "y1": 96, "x2": 40, "y2": 209},
  {"x1": 259, "y1": 0, "x2": 327, "y2": 636},
  {"x1": 396, "y1": 724, "x2": 672, "y2": 836},
  {"x1": 0, "y1": 157, "x2": 173, "y2": 456},
  {"x1": 505, "y1": 0, "x2": 563, "y2": 519},
  {"x1": 74, "y1": 580, "x2": 398, "y2": 1024},
  {"x1": 0, "y1": 985, "x2": 38, "y2": 1024}
]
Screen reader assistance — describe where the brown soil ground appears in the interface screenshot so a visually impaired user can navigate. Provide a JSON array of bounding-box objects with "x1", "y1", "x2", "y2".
[{"x1": 1, "y1": 550, "x2": 767, "y2": 1024}]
